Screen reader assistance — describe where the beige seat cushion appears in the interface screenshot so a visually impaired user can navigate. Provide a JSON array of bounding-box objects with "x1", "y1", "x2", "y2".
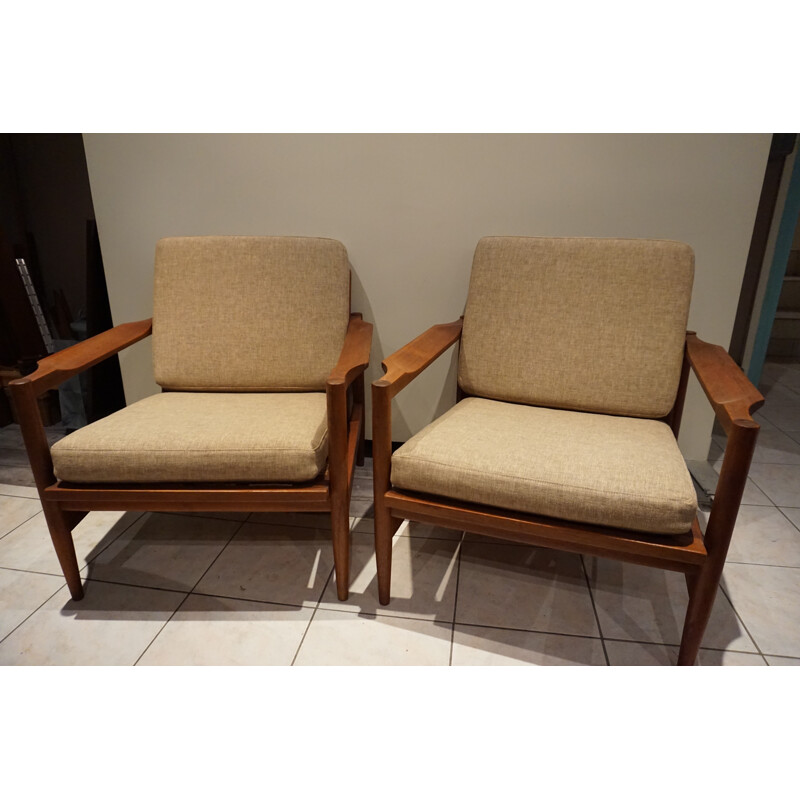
[
  {"x1": 391, "y1": 397, "x2": 697, "y2": 535},
  {"x1": 458, "y1": 237, "x2": 694, "y2": 418},
  {"x1": 153, "y1": 236, "x2": 350, "y2": 391},
  {"x1": 51, "y1": 392, "x2": 329, "y2": 484}
]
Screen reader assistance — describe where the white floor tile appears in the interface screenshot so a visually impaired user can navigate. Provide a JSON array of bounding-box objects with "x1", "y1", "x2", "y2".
[
  {"x1": 587, "y1": 558, "x2": 756, "y2": 651},
  {"x1": 351, "y1": 516, "x2": 463, "y2": 541},
  {"x1": 0, "y1": 509, "x2": 142, "y2": 576},
  {"x1": 0, "y1": 567, "x2": 65, "y2": 641},
  {"x1": 747, "y1": 429, "x2": 800, "y2": 465},
  {"x1": 722, "y1": 563, "x2": 800, "y2": 658},
  {"x1": 0, "y1": 495, "x2": 42, "y2": 537},
  {"x1": 87, "y1": 512, "x2": 238, "y2": 592},
  {"x1": 0, "y1": 483, "x2": 39, "y2": 500},
  {"x1": 451, "y1": 624, "x2": 606, "y2": 666},
  {"x1": 758, "y1": 400, "x2": 800, "y2": 432},
  {"x1": 605, "y1": 640, "x2": 766, "y2": 666},
  {"x1": 724, "y1": 505, "x2": 800, "y2": 567},
  {"x1": 0, "y1": 579, "x2": 185, "y2": 665},
  {"x1": 714, "y1": 429, "x2": 800, "y2": 467},
  {"x1": 780, "y1": 507, "x2": 800, "y2": 532},
  {"x1": 194, "y1": 522, "x2": 335, "y2": 607},
  {"x1": 765, "y1": 655, "x2": 800, "y2": 666},
  {"x1": 137, "y1": 594, "x2": 313, "y2": 665},
  {"x1": 318, "y1": 534, "x2": 461, "y2": 621},
  {"x1": 747, "y1": 463, "x2": 800, "y2": 507},
  {"x1": 456, "y1": 543, "x2": 599, "y2": 637},
  {"x1": 294, "y1": 608, "x2": 452, "y2": 665}
]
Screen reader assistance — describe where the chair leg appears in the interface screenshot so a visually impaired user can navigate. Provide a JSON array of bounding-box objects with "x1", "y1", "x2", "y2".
[
  {"x1": 375, "y1": 503, "x2": 401, "y2": 605},
  {"x1": 677, "y1": 564, "x2": 722, "y2": 666},
  {"x1": 331, "y1": 504, "x2": 350, "y2": 601},
  {"x1": 42, "y1": 503, "x2": 84, "y2": 601}
]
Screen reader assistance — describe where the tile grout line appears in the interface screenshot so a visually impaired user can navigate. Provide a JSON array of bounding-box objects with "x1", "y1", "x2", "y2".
[
  {"x1": 81, "y1": 510, "x2": 149, "y2": 567},
  {"x1": 290, "y1": 562, "x2": 336, "y2": 666},
  {"x1": 775, "y1": 506, "x2": 800, "y2": 534},
  {"x1": 599, "y1": 635, "x2": 770, "y2": 662},
  {"x1": 0, "y1": 508, "x2": 46, "y2": 542},
  {"x1": 133, "y1": 592, "x2": 191, "y2": 666},
  {"x1": 288, "y1": 511, "x2": 358, "y2": 665},
  {"x1": 132, "y1": 516, "x2": 249, "y2": 666},
  {"x1": 716, "y1": 580, "x2": 768, "y2": 662},
  {"x1": 453, "y1": 617, "x2": 606, "y2": 644},
  {"x1": 580, "y1": 555, "x2": 610, "y2": 665},
  {"x1": 448, "y1": 531, "x2": 465, "y2": 666},
  {"x1": 0, "y1": 579, "x2": 67, "y2": 648}
]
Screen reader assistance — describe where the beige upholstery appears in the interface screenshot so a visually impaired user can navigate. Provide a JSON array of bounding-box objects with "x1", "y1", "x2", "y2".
[
  {"x1": 51, "y1": 392, "x2": 329, "y2": 483},
  {"x1": 458, "y1": 237, "x2": 694, "y2": 418},
  {"x1": 153, "y1": 236, "x2": 350, "y2": 391},
  {"x1": 391, "y1": 397, "x2": 697, "y2": 535}
]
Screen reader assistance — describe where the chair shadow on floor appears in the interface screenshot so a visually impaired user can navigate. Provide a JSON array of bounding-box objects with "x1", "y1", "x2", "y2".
[
  {"x1": 64, "y1": 510, "x2": 334, "y2": 619},
  {"x1": 57, "y1": 509, "x2": 752, "y2": 665}
]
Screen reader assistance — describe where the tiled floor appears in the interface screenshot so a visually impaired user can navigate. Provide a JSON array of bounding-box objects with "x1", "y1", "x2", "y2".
[{"x1": 1, "y1": 360, "x2": 800, "y2": 666}]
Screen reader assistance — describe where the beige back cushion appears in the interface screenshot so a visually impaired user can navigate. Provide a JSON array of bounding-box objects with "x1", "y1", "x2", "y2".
[
  {"x1": 153, "y1": 236, "x2": 350, "y2": 390},
  {"x1": 458, "y1": 237, "x2": 694, "y2": 418}
]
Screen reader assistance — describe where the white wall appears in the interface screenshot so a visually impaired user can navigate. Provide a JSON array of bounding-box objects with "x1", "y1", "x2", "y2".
[{"x1": 83, "y1": 133, "x2": 770, "y2": 459}]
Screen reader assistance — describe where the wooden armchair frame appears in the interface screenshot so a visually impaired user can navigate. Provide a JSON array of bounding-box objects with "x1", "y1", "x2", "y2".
[
  {"x1": 10, "y1": 312, "x2": 372, "y2": 603},
  {"x1": 372, "y1": 321, "x2": 763, "y2": 665}
]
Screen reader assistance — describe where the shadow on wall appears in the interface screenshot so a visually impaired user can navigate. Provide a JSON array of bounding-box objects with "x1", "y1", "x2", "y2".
[{"x1": 351, "y1": 260, "x2": 463, "y2": 443}]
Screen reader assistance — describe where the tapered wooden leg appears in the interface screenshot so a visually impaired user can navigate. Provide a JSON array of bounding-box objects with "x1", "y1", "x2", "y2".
[
  {"x1": 331, "y1": 504, "x2": 351, "y2": 601},
  {"x1": 677, "y1": 564, "x2": 722, "y2": 665},
  {"x1": 375, "y1": 504, "x2": 401, "y2": 605},
  {"x1": 42, "y1": 503, "x2": 84, "y2": 600}
]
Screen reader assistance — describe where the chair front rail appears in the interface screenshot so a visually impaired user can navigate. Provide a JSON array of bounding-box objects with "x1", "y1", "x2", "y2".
[
  {"x1": 384, "y1": 489, "x2": 707, "y2": 572},
  {"x1": 46, "y1": 483, "x2": 331, "y2": 512}
]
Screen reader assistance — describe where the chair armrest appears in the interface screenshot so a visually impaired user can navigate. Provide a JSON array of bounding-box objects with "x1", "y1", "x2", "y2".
[
  {"x1": 373, "y1": 319, "x2": 463, "y2": 399},
  {"x1": 686, "y1": 332, "x2": 764, "y2": 435},
  {"x1": 327, "y1": 313, "x2": 373, "y2": 389},
  {"x1": 9, "y1": 318, "x2": 153, "y2": 397}
]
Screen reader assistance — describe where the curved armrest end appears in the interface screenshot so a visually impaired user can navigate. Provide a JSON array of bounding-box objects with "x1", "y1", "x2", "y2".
[
  {"x1": 686, "y1": 333, "x2": 764, "y2": 434},
  {"x1": 326, "y1": 315, "x2": 374, "y2": 389},
  {"x1": 374, "y1": 319, "x2": 463, "y2": 399},
  {"x1": 9, "y1": 319, "x2": 153, "y2": 397}
]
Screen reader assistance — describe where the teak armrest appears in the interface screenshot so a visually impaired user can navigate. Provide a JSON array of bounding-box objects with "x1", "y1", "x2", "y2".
[
  {"x1": 373, "y1": 319, "x2": 463, "y2": 399},
  {"x1": 327, "y1": 313, "x2": 373, "y2": 389},
  {"x1": 686, "y1": 333, "x2": 764, "y2": 567},
  {"x1": 686, "y1": 332, "x2": 764, "y2": 436},
  {"x1": 9, "y1": 318, "x2": 153, "y2": 398}
]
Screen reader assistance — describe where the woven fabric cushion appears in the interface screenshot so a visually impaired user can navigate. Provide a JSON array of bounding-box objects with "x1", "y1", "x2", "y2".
[
  {"x1": 391, "y1": 397, "x2": 697, "y2": 535},
  {"x1": 458, "y1": 237, "x2": 694, "y2": 418},
  {"x1": 51, "y1": 392, "x2": 329, "y2": 483},
  {"x1": 153, "y1": 236, "x2": 350, "y2": 391}
]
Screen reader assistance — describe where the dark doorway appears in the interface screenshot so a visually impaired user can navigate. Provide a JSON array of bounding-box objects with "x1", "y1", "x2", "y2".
[{"x1": 0, "y1": 133, "x2": 125, "y2": 430}]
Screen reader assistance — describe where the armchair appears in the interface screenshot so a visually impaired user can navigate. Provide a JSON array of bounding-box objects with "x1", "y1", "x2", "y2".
[
  {"x1": 372, "y1": 236, "x2": 762, "y2": 665},
  {"x1": 11, "y1": 236, "x2": 372, "y2": 602}
]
